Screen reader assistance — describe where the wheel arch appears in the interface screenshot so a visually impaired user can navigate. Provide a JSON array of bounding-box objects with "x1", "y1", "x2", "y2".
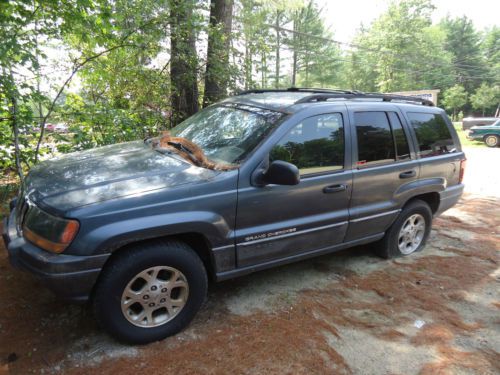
[
  {"x1": 395, "y1": 178, "x2": 444, "y2": 215},
  {"x1": 403, "y1": 192, "x2": 440, "y2": 214},
  {"x1": 89, "y1": 231, "x2": 219, "y2": 302},
  {"x1": 108, "y1": 232, "x2": 215, "y2": 278},
  {"x1": 483, "y1": 133, "x2": 499, "y2": 139}
]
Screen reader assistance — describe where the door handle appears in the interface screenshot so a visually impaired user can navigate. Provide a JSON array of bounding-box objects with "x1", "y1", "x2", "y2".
[
  {"x1": 323, "y1": 184, "x2": 347, "y2": 194},
  {"x1": 399, "y1": 170, "x2": 416, "y2": 179}
]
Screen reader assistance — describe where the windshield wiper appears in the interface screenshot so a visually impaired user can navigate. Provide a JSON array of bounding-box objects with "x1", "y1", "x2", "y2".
[
  {"x1": 166, "y1": 140, "x2": 194, "y2": 156},
  {"x1": 151, "y1": 133, "x2": 237, "y2": 171}
]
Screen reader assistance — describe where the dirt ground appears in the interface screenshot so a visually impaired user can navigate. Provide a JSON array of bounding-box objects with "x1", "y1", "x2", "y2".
[{"x1": 0, "y1": 147, "x2": 499, "y2": 375}]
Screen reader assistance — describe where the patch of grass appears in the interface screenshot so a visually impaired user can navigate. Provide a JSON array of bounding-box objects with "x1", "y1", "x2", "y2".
[{"x1": 453, "y1": 123, "x2": 485, "y2": 148}]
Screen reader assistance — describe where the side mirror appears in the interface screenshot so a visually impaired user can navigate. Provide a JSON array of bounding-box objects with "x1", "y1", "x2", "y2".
[{"x1": 261, "y1": 160, "x2": 300, "y2": 186}]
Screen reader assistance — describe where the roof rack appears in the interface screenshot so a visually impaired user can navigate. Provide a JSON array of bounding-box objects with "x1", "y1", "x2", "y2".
[
  {"x1": 236, "y1": 87, "x2": 360, "y2": 95},
  {"x1": 236, "y1": 87, "x2": 434, "y2": 107}
]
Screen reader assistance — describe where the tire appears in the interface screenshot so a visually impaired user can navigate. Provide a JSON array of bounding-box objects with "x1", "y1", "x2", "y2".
[
  {"x1": 484, "y1": 135, "x2": 499, "y2": 148},
  {"x1": 93, "y1": 239, "x2": 207, "y2": 344},
  {"x1": 375, "y1": 200, "x2": 432, "y2": 259}
]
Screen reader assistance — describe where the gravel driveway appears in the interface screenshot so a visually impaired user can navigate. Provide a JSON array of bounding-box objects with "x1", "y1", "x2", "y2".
[{"x1": 0, "y1": 146, "x2": 499, "y2": 374}]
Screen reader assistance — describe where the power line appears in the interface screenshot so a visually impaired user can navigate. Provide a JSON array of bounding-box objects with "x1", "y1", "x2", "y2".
[
  {"x1": 274, "y1": 43, "x2": 499, "y2": 83},
  {"x1": 263, "y1": 23, "x2": 500, "y2": 81}
]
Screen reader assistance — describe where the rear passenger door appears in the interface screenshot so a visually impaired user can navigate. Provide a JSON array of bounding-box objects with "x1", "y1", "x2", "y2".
[{"x1": 345, "y1": 106, "x2": 419, "y2": 242}]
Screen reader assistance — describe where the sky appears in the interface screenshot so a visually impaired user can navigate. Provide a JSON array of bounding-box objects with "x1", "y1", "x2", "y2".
[{"x1": 316, "y1": 0, "x2": 499, "y2": 43}]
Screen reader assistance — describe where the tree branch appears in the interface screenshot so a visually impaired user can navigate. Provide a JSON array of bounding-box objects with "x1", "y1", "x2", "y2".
[{"x1": 33, "y1": 43, "x2": 136, "y2": 161}]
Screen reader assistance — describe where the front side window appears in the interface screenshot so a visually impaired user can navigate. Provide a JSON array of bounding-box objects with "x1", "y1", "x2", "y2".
[
  {"x1": 270, "y1": 113, "x2": 344, "y2": 175},
  {"x1": 407, "y1": 112, "x2": 456, "y2": 158},
  {"x1": 354, "y1": 112, "x2": 395, "y2": 165}
]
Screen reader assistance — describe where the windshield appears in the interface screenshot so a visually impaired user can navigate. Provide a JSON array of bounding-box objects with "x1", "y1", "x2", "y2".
[{"x1": 167, "y1": 104, "x2": 285, "y2": 166}]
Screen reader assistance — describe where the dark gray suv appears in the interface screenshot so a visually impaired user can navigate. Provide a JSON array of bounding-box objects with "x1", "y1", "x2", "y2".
[{"x1": 3, "y1": 88, "x2": 465, "y2": 344}]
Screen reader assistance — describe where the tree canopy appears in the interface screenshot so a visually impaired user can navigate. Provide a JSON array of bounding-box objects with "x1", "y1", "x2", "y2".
[{"x1": 0, "y1": 0, "x2": 499, "y2": 178}]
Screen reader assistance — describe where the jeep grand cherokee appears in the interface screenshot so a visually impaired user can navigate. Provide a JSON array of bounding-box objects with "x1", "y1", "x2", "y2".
[{"x1": 3, "y1": 88, "x2": 465, "y2": 344}]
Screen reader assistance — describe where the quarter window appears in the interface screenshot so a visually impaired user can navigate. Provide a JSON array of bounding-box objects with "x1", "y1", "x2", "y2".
[
  {"x1": 270, "y1": 113, "x2": 344, "y2": 175},
  {"x1": 388, "y1": 112, "x2": 411, "y2": 161},
  {"x1": 354, "y1": 112, "x2": 395, "y2": 165},
  {"x1": 407, "y1": 112, "x2": 456, "y2": 158}
]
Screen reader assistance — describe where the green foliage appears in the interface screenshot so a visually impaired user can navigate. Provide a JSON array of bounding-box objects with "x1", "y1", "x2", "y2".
[
  {"x1": 287, "y1": 1, "x2": 341, "y2": 87},
  {"x1": 344, "y1": 0, "x2": 455, "y2": 92},
  {"x1": 470, "y1": 84, "x2": 500, "y2": 116},
  {"x1": 1, "y1": 0, "x2": 499, "y2": 180},
  {"x1": 482, "y1": 26, "x2": 500, "y2": 87},
  {"x1": 442, "y1": 85, "x2": 468, "y2": 120},
  {"x1": 439, "y1": 16, "x2": 486, "y2": 92},
  {"x1": 59, "y1": 93, "x2": 163, "y2": 151}
]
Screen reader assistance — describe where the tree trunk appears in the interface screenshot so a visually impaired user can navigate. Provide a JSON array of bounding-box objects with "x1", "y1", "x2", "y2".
[
  {"x1": 291, "y1": 17, "x2": 297, "y2": 87},
  {"x1": 275, "y1": 10, "x2": 281, "y2": 89},
  {"x1": 244, "y1": 40, "x2": 250, "y2": 90},
  {"x1": 169, "y1": 0, "x2": 199, "y2": 126},
  {"x1": 203, "y1": 0, "x2": 234, "y2": 107},
  {"x1": 10, "y1": 98, "x2": 24, "y2": 180},
  {"x1": 261, "y1": 53, "x2": 266, "y2": 88}
]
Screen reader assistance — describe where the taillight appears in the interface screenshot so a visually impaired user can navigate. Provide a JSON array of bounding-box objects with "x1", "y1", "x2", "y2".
[{"x1": 459, "y1": 159, "x2": 466, "y2": 183}]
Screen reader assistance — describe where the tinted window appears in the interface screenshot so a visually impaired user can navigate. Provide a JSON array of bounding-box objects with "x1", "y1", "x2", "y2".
[
  {"x1": 354, "y1": 112, "x2": 395, "y2": 165},
  {"x1": 270, "y1": 113, "x2": 344, "y2": 175},
  {"x1": 388, "y1": 112, "x2": 411, "y2": 160},
  {"x1": 407, "y1": 112, "x2": 456, "y2": 158}
]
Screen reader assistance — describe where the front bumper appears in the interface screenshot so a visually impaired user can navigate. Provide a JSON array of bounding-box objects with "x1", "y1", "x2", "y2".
[
  {"x1": 465, "y1": 131, "x2": 481, "y2": 141},
  {"x1": 2, "y1": 206, "x2": 109, "y2": 302}
]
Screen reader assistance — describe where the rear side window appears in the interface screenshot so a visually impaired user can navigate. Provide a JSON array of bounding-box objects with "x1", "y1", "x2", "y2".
[
  {"x1": 388, "y1": 112, "x2": 411, "y2": 160},
  {"x1": 407, "y1": 112, "x2": 456, "y2": 158},
  {"x1": 354, "y1": 112, "x2": 395, "y2": 165},
  {"x1": 270, "y1": 113, "x2": 344, "y2": 175}
]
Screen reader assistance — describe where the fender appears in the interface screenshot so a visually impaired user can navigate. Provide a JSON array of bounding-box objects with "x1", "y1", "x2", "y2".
[
  {"x1": 394, "y1": 177, "x2": 446, "y2": 204},
  {"x1": 82, "y1": 211, "x2": 233, "y2": 255}
]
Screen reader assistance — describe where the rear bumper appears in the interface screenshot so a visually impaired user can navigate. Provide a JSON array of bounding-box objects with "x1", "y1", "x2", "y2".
[
  {"x1": 2, "y1": 207, "x2": 109, "y2": 302},
  {"x1": 436, "y1": 184, "x2": 464, "y2": 216}
]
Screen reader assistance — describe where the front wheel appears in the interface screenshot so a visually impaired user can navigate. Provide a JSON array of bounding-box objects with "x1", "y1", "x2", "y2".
[
  {"x1": 484, "y1": 135, "x2": 499, "y2": 148},
  {"x1": 93, "y1": 240, "x2": 207, "y2": 344},
  {"x1": 375, "y1": 200, "x2": 432, "y2": 259}
]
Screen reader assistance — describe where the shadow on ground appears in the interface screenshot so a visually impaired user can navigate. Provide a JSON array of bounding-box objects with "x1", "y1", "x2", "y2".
[{"x1": 1, "y1": 194, "x2": 498, "y2": 375}]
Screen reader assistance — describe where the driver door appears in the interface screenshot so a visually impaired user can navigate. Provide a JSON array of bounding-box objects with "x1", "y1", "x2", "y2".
[{"x1": 235, "y1": 112, "x2": 352, "y2": 267}]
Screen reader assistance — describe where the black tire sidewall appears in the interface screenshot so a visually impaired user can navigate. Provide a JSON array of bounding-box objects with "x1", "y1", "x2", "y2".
[
  {"x1": 385, "y1": 200, "x2": 432, "y2": 258},
  {"x1": 93, "y1": 241, "x2": 207, "y2": 344}
]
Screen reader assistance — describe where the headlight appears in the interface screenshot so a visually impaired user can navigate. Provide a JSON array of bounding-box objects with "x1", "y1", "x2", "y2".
[{"x1": 22, "y1": 204, "x2": 79, "y2": 253}]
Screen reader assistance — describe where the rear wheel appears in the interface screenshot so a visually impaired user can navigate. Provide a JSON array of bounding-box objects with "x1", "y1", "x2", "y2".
[
  {"x1": 375, "y1": 200, "x2": 432, "y2": 259},
  {"x1": 484, "y1": 135, "x2": 499, "y2": 147},
  {"x1": 93, "y1": 240, "x2": 207, "y2": 344}
]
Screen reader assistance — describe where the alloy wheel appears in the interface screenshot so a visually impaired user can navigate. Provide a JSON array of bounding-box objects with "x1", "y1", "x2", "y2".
[
  {"x1": 398, "y1": 213, "x2": 426, "y2": 255},
  {"x1": 121, "y1": 266, "x2": 189, "y2": 328}
]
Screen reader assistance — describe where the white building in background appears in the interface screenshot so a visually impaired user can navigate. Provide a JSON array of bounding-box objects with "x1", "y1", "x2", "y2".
[{"x1": 389, "y1": 90, "x2": 440, "y2": 106}]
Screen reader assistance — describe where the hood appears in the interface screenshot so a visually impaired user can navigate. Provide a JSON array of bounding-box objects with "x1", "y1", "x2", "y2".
[{"x1": 25, "y1": 141, "x2": 218, "y2": 211}]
